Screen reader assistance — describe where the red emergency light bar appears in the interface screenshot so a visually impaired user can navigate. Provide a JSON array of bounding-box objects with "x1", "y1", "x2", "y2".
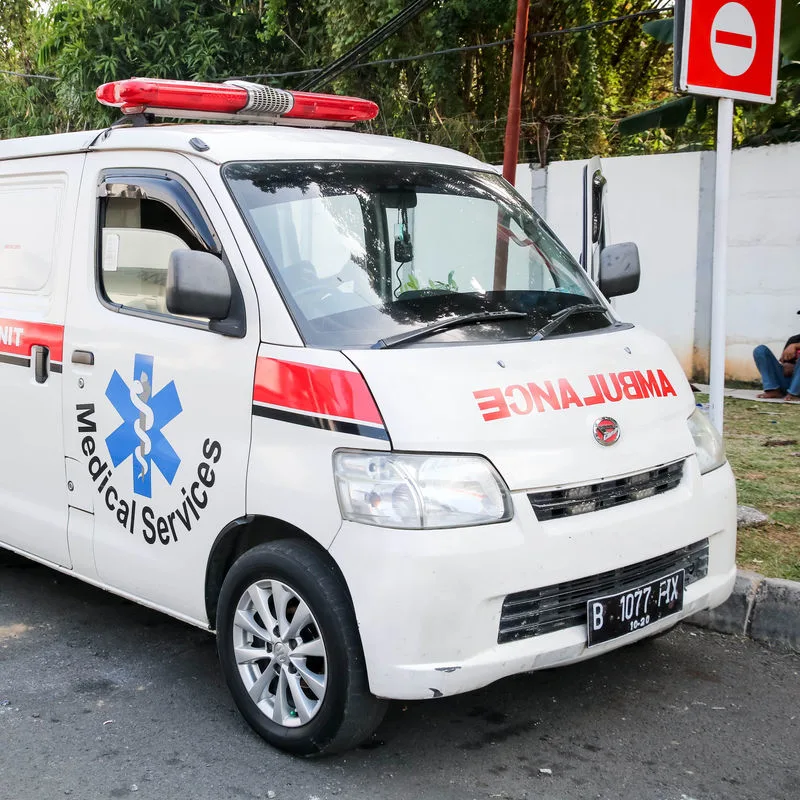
[{"x1": 95, "y1": 78, "x2": 379, "y2": 125}]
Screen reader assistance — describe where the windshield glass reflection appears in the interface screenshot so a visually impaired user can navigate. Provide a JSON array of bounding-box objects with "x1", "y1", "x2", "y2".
[{"x1": 223, "y1": 162, "x2": 612, "y2": 348}]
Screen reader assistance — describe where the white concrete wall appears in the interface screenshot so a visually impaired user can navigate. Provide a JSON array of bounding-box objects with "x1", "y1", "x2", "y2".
[
  {"x1": 536, "y1": 153, "x2": 702, "y2": 373},
  {"x1": 530, "y1": 143, "x2": 800, "y2": 382},
  {"x1": 726, "y1": 143, "x2": 800, "y2": 380}
]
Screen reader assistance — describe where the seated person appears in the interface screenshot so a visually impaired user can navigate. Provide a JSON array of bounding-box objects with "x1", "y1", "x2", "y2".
[{"x1": 753, "y1": 333, "x2": 800, "y2": 402}]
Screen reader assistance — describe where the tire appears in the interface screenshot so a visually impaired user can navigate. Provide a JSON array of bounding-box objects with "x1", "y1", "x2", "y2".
[{"x1": 216, "y1": 540, "x2": 387, "y2": 755}]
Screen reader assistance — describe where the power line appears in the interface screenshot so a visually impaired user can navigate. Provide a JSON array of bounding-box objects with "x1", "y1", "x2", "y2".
[
  {"x1": 530, "y1": 6, "x2": 669, "y2": 39},
  {"x1": 235, "y1": 7, "x2": 670, "y2": 81},
  {"x1": 298, "y1": 0, "x2": 437, "y2": 90},
  {"x1": 0, "y1": 68, "x2": 58, "y2": 81}
]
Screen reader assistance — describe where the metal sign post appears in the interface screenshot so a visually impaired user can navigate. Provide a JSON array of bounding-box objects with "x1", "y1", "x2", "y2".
[
  {"x1": 676, "y1": 0, "x2": 781, "y2": 432},
  {"x1": 708, "y1": 97, "x2": 734, "y2": 432}
]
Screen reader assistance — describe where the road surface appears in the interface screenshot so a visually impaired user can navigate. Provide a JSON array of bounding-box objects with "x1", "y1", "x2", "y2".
[{"x1": 1, "y1": 550, "x2": 797, "y2": 800}]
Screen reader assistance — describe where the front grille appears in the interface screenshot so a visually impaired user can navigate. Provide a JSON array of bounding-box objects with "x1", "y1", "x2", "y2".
[
  {"x1": 498, "y1": 538, "x2": 709, "y2": 644},
  {"x1": 528, "y1": 460, "x2": 685, "y2": 521}
]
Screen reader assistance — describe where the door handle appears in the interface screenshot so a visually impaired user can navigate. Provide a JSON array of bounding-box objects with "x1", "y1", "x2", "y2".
[
  {"x1": 32, "y1": 345, "x2": 49, "y2": 384},
  {"x1": 71, "y1": 349, "x2": 95, "y2": 366}
]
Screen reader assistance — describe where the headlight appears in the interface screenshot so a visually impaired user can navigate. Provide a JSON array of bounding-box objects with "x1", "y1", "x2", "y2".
[
  {"x1": 687, "y1": 408, "x2": 726, "y2": 474},
  {"x1": 333, "y1": 451, "x2": 513, "y2": 529}
]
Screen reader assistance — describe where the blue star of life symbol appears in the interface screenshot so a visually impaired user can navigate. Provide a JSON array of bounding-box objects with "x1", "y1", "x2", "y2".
[{"x1": 105, "y1": 353, "x2": 183, "y2": 498}]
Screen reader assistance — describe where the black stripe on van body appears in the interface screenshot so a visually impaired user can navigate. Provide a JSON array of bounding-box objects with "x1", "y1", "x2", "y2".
[
  {"x1": 252, "y1": 403, "x2": 390, "y2": 441},
  {"x1": 0, "y1": 354, "x2": 31, "y2": 368}
]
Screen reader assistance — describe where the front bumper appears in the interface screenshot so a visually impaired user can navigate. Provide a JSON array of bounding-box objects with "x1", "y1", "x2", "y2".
[{"x1": 328, "y1": 458, "x2": 737, "y2": 700}]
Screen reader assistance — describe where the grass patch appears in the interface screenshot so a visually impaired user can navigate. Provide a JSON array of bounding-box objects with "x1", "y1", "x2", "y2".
[{"x1": 713, "y1": 396, "x2": 800, "y2": 580}]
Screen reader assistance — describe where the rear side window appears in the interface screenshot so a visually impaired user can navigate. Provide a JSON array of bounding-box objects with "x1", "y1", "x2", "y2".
[{"x1": 0, "y1": 175, "x2": 65, "y2": 294}]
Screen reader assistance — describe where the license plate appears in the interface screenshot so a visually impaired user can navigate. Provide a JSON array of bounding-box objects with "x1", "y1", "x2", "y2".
[{"x1": 586, "y1": 569, "x2": 684, "y2": 647}]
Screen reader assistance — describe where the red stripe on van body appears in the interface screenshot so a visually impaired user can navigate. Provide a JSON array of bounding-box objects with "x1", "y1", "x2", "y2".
[
  {"x1": 253, "y1": 358, "x2": 384, "y2": 426},
  {"x1": 0, "y1": 319, "x2": 64, "y2": 362}
]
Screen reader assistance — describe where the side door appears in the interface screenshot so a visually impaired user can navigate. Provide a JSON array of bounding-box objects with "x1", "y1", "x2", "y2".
[
  {"x1": 62, "y1": 152, "x2": 260, "y2": 623},
  {"x1": 0, "y1": 157, "x2": 80, "y2": 567}
]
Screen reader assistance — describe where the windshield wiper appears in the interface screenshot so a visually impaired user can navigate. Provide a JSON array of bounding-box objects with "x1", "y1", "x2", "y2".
[
  {"x1": 372, "y1": 311, "x2": 528, "y2": 349},
  {"x1": 531, "y1": 304, "x2": 608, "y2": 341}
]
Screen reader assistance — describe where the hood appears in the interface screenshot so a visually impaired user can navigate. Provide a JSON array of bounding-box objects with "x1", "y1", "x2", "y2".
[{"x1": 345, "y1": 327, "x2": 696, "y2": 491}]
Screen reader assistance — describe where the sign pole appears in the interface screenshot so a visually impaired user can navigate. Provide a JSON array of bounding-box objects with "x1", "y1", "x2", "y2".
[
  {"x1": 678, "y1": 0, "x2": 780, "y2": 430},
  {"x1": 708, "y1": 96, "x2": 734, "y2": 433}
]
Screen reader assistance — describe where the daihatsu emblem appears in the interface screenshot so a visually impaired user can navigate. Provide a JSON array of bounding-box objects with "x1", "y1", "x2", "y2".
[{"x1": 593, "y1": 417, "x2": 620, "y2": 446}]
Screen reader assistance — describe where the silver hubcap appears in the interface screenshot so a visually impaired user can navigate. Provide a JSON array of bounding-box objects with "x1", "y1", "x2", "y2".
[{"x1": 233, "y1": 579, "x2": 327, "y2": 728}]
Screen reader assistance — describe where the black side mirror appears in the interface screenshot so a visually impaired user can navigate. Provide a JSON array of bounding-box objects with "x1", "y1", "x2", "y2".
[
  {"x1": 598, "y1": 242, "x2": 641, "y2": 298},
  {"x1": 167, "y1": 250, "x2": 232, "y2": 320}
]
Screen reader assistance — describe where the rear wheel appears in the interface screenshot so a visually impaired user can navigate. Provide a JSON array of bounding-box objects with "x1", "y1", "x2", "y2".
[{"x1": 216, "y1": 540, "x2": 386, "y2": 755}]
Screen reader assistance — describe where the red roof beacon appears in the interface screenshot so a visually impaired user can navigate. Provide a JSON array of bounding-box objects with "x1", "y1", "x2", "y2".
[{"x1": 96, "y1": 78, "x2": 379, "y2": 124}]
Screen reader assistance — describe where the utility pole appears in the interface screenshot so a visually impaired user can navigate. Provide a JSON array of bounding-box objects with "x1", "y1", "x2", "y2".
[
  {"x1": 494, "y1": 0, "x2": 530, "y2": 291},
  {"x1": 502, "y1": 0, "x2": 530, "y2": 185}
]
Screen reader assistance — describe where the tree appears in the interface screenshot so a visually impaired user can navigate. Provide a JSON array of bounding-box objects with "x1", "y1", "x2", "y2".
[
  {"x1": 1, "y1": 1, "x2": 269, "y2": 138},
  {"x1": 1, "y1": 0, "x2": 678, "y2": 162},
  {"x1": 5, "y1": 1, "x2": 793, "y2": 162},
  {"x1": 255, "y1": 0, "x2": 675, "y2": 164},
  {"x1": 618, "y1": 2, "x2": 800, "y2": 150}
]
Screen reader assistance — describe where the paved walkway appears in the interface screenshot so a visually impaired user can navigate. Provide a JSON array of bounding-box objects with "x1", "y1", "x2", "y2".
[{"x1": 693, "y1": 384, "x2": 788, "y2": 404}]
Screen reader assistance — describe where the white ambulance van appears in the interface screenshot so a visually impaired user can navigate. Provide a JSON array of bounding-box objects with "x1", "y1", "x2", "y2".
[{"x1": 0, "y1": 78, "x2": 735, "y2": 755}]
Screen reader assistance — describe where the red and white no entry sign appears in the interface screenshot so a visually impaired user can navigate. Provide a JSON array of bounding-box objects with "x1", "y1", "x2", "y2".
[
  {"x1": 678, "y1": 0, "x2": 781, "y2": 103},
  {"x1": 711, "y1": 3, "x2": 757, "y2": 76}
]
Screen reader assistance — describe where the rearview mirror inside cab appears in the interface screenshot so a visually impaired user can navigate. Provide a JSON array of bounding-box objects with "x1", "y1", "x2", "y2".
[
  {"x1": 166, "y1": 250, "x2": 232, "y2": 320},
  {"x1": 598, "y1": 242, "x2": 641, "y2": 298}
]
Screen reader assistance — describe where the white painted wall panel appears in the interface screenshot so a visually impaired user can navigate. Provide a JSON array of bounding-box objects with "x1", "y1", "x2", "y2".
[
  {"x1": 537, "y1": 152, "x2": 702, "y2": 373},
  {"x1": 531, "y1": 142, "x2": 800, "y2": 382},
  {"x1": 726, "y1": 143, "x2": 800, "y2": 380}
]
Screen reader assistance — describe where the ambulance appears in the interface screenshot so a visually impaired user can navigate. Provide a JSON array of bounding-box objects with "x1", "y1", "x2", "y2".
[{"x1": 0, "y1": 78, "x2": 736, "y2": 755}]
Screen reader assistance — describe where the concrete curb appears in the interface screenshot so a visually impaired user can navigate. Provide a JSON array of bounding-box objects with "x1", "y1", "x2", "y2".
[{"x1": 689, "y1": 570, "x2": 800, "y2": 652}]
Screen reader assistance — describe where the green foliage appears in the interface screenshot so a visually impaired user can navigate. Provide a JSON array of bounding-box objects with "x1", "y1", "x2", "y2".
[
  {"x1": 1, "y1": 0, "x2": 794, "y2": 159},
  {"x1": 429, "y1": 270, "x2": 459, "y2": 291},
  {"x1": 780, "y1": 0, "x2": 800, "y2": 62},
  {"x1": 0, "y1": 0, "x2": 677, "y2": 163},
  {"x1": 718, "y1": 396, "x2": 800, "y2": 581},
  {"x1": 400, "y1": 270, "x2": 459, "y2": 294},
  {"x1": 1, "y1": 0, "x2": 269, "y2": 137},
  {"x1": 619, "y1": 3, "x2": 800, "y2": 149},
  {"x1": 618, "y1": 96, "x2": 693, "y2": 136},
  {"x1": 640, "y1": 17, "x2": 674, "y2": 44}
]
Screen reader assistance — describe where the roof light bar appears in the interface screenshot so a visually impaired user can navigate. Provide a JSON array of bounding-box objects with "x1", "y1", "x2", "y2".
[{"x1": 95, "y1": 78, "x2": 379, "y2": 124}]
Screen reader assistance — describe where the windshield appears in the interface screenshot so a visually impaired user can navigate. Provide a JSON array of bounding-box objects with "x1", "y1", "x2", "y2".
[{"x1": 223, "y1": 161, "x2": 613, "y2": 349}]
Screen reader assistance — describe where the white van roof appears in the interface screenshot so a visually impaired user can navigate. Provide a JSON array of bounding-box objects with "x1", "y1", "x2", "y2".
[{"x1": 0, "y1": 124, "x2": 487, "y2": 171}]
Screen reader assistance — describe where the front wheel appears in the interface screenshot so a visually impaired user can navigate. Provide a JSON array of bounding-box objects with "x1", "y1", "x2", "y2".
[{"x1": 216, "y1": 540, "x2": 387, "y2": 755}]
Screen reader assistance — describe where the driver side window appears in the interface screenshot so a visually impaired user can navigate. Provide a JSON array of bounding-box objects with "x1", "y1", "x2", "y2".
[
  {"x1": 97, "y1": 170, "x2": 222, "y2": 326},
  {"x1": 99, "y1": 196, "x2": 202, "y2": 315}
]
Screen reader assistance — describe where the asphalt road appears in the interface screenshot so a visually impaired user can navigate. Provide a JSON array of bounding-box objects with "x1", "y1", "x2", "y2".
[{"x1": 1, "y1": 549, "x2": 798, "y2": 800}]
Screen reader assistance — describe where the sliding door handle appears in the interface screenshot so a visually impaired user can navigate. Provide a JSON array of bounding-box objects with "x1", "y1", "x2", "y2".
[
  {"x1": 71, "y1": 350, "x2": 95, "y2": 366},
  {"x1": 32, "y1": 345, "x2": 49, "y2": 384}
]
